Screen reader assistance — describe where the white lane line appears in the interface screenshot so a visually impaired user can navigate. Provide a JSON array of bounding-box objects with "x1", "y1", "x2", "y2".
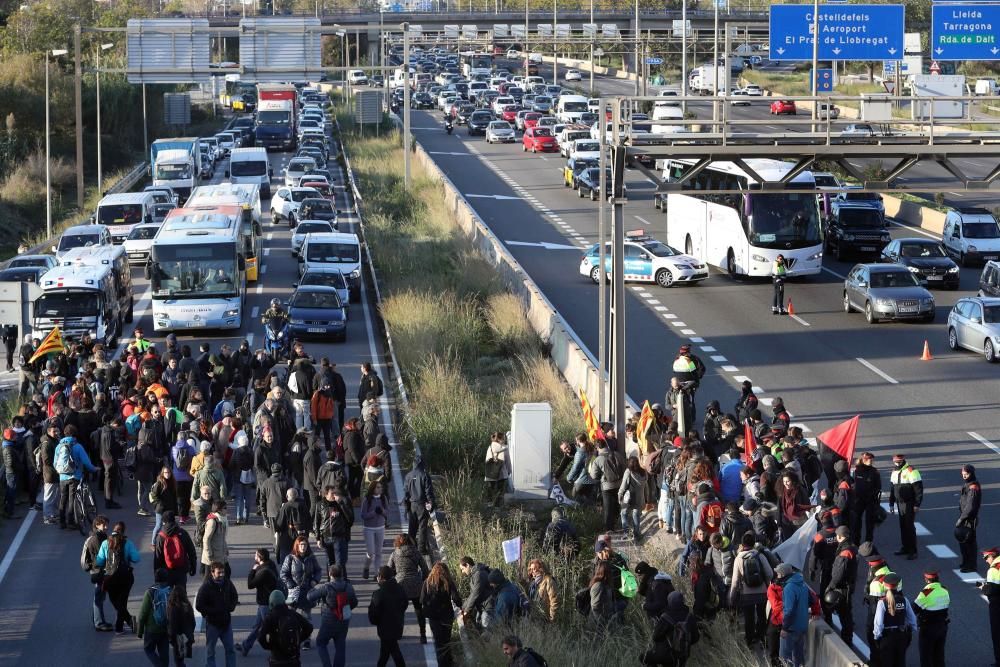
[
  {"x1": 689, "y1": 337, "x2": 705, "y2": 343},
  {"x1": 644, "y1": 296, "x2": 659, "y2": 303},
  {"x1": 822, "y1": 266, "x2": 847, "y2": 280},
  {"x1": 251, "y1": 306, "x2": 260, "y2": 318},
  {"x1": 710, "y1": 355, "x2": 728, "y2": 362},
  {"x1": 969, "y1": 431, "x2": 1000, "y2": 456},
  {"x1": 264, "y1": 248, "x2": 271, "y2": 256},
  {"x1": 654, "y1": 306, "x2": 669, "y2": 312},
  {"x1": 663, "y1": 313, "x2": 677, "y2": 319},
  {"x1": 266, "y1": 232, "x2": 274, "y2": 241},
  {"x1": 759, "y1": 397, "x2": 774, "y2": 407},
  {"x1": 734, "y1": 375, "x2": 751, "y2": 383},
  {"x1": 0, "y1": 510, "x2": 37, "y2": 587},
  {"x1": 246, "y1": 333, "x2": 254, "y2": 347},
  {"x1": 681, "y1": 329, "x2": 697, "y2": 335},
  {"x1": 671, "y1": 321, "x2": 687, "y2": 327},
  {"x1": 256, "y1": 283, "x2": 264, "y2": 294},
  {"x1": 700, "y1": 346, "x2": 716, "y2": 352},
  {"x1": 927, "y1": 544, "x2": 958, "y2": 559},
  {"x1": 856, "y1": 357, "x2": 899, "y2": 384},
  {"x1": 722, "y1": 365, "x2": 739, "y2": 372},
  {"x1": 916, "y1": 523, "x2": 931, "y2": 537},
  {"x1": 261, "y1": 265, "x2": 268, "y2": 275},
  {"x1": 790, "y1": 314, "x2": 811, "y2": 327},
  {"x1": 634, "y1": 215, "x2": 652, "y2": 226},
  {"x1": 953, "y1": 569, "x2": 982, "y2": 583}
]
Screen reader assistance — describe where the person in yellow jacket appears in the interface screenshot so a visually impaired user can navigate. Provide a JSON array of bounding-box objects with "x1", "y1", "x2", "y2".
[
  {"x1": 980, "y1": 547, "x2": 1000, "y2": 667},
  {"x1": 772, "y1": 254, "x2": 788, "y2": 315},
  {"x1": 912, "y1": 570, "x2": 949, "y2": 667}
]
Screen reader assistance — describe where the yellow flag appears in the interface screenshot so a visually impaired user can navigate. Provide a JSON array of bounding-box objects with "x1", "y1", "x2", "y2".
[
  {"x1": 636, "y1": 400, "x2": 654, "y2": 455},
  {"x1": 578, "y1": 388, "x2": 606, "y2": 443},
  {"x1": 29, "y1": 326, "x2": 63, "y2": 364}
]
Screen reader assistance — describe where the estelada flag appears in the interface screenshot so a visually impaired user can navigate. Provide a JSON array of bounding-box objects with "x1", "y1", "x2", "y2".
[
  {"x1": 636, "y1": 400, "x2": 654, "y2": 455},
  {"x1": 29, "y1": 326, "x2": 63, "y2": 364},
  {"x1": 817, "y1": 415, "x2": 861, "y2": 463},
  {"x1": 743, "y1": 419, "x2": 757, "y2": 465},
  {"x1": 578, "y1": 388, "x2": 606, "y2": 443}
]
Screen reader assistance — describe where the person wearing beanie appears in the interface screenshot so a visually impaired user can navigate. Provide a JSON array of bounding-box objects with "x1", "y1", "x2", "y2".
[
  {"x1": 888, "y1": 453, "x2": 922, "y2": 560},
  {"x1": 913, "y1": 570, "x2": 949, "y2": 667},
  {"x1": 259, "y1": 584, "x2": 313, "y2": 667},
  {"x1": 260, "y1": 463, "x2": 290, "y2": 537},
  {"x1": 137, "y1": 568, "x2": 173, "y2": 665},
  {"x1": 307, "y1": 564, "x2": 359, "y2": 667},
  {"x1": 153, "y1": 510, "x2": 197, "y2": 587},
  {"x1": 873, "y1": 572, "x2": 916, "y2": 667},
  {"x1": 542, "y1": 506, "x2": 580, "y2": 560},
  {"x1": 957, "y1": 463, "x2": 982, "y2": 573},
  {"x1": 826, "y1": 525, "x2": 858, "y2": 645},
  {"x1": 642, "y1": 591, "x2": 700, "y2": 666},
  {"x1": 832, "y1": 460, "x2": 855, "y2": 531}
]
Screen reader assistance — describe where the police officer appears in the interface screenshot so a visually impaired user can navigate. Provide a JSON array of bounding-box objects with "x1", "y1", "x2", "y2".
[
  {"x1": 980, "y1": 547, "x2": 1000, "y2": 667},
  {"x1": 832, "y1": 460, "x2": 855, "y2": 530},
  {"x1": 912, "y1": 569, "x2": 949, "y2": 667},
  {"x1": 825, "y1": 525, "x2": 858, "y2": 644},
  {"x1": 888, "y1": 453, "x2": 922, "y2": 560},
  {"x1": 852, "y1": 452, "x2": 882, "y2": 546},
  {"x1": 957, "y1": 463, "x2": 982, "y2": 573},
  {"x1": 1, "y1": 323, "x2": 17, "y2": 372},
  {"x1": 772, "y1": 254, "x2": 788, "y2": 314},
  {"x1": 670, "y1": 344, "x2": 705, "y2": 388},
  {"x1": 873, "y1": 572, "x2": 916, "y2": 667},
  {"x1": 809, "y1": 512, "x2": 838, "y2": 622},
  {"x1": 861, "y1": 548, "x2": 901, "y2": 667}
]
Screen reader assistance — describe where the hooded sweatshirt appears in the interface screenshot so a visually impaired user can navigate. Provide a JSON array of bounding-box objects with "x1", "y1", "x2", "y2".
[{"x1": 781, "y1": 571, "x2": 810, "y2": 633}]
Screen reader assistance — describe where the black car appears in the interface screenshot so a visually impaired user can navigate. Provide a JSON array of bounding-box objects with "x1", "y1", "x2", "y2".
[
  {"x1": 456, "y1": 104, "x2": 477, "y2": 125},
  {"x1": 579, "y1": 112, "x2": 600, "y2": 125},
  {"x1": 467, "y1": 110, "x2": 493, "y2": 135},
  {"x1": 576, "y1": 167, "x2": 614, "y2": 201},
  {"x1": 880, "y1": 238, "x2": 960, "y2": 289},
  {"x1": 299, "y1": 198, "x2": 338, "y2": 229},
  {"x1": 413, "y1": 92, "x2": 435, "y2": 109},
  {"x1": 229, "y1": 117, "x2": 255, "y2": 146},
  {"x1": 824, "y1": 204, "x2": 890, "y2": 261},
  {"x1": 0, "y1": 267, "x2": 46, "y2": 283},
  {"x1": 370, "y1": 74, "x2": 385, "y2": 87}
]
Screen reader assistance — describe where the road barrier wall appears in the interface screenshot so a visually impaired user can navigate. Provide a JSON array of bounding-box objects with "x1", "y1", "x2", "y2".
[{"x1": 540, "y1": 54, "x2": 637, "y2": 83}]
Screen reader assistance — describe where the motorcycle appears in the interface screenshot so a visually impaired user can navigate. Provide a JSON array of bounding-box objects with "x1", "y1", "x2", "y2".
[
  {"x1": 264, "y1": 318, "x2": 290, "y2": 361},
  {"x1": 445, "y1": 120, "x2": 453, "y2": 135}
]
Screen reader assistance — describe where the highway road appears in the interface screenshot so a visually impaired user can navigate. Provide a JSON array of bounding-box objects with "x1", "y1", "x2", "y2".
[
  {"x1": 413, "y1": 64, "x2": 1000, "y2": 662},
  {"x1": 0, "y1": 128, "x2": 432, "y2": 666}
]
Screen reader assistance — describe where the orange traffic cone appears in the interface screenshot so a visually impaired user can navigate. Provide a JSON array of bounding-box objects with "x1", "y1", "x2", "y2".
[
  {"x1": 787, "y1": 299, "x2": 795, "y2": 316},
  {"x1": 920, "y1": 340, "x2": 933, "y2": 361}
]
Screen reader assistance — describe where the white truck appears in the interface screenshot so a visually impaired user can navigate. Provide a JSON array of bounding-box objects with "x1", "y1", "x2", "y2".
[
  {"x1": 153, "y1": 148, "x2": 199, "y2": 199},
  {"x1": 689, "y1": 65, "x2": 727, "y2": 95}
]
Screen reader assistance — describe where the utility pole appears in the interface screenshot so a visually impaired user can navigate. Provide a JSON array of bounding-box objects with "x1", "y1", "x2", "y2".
[
  {"x1": 634, "y1": 0, "x2": 640, "y2": 95},
  {"x1": 682, "y1": 0, "x2": 688, "y2": 114},
  {"x1": 403, "y1": 24, "x2": 411, "y2": 190},
  {"x1": 609, "y1": 98, "x2": 626, "y2": 435},
  {"x1": 811, "y1": 0, "x2": 819, "y2": 130},
  {"x1": 589, "y1": 0, "x2": 595, "y2": 95},
  {"x1": 597, "y1": 96, "x2": 607, "y2": 419},
  {"x1": 74, "y1": 24, "x2": 84, "y2": 209}
]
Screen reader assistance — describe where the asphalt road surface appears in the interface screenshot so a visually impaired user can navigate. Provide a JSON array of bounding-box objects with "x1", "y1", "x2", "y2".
[
  {"x1": 413, "y1": 64, "x2": 1000, "y2": 664},
  {"x1": 0, "y1": 133, "x2": 433, "y2": 666}
]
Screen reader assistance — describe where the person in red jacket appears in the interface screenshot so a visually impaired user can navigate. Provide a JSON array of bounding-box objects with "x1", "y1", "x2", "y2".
[
  {"x1": 767, "y1": 564, "x2": 821, "y2": 667},
  {"x1": 309, "y1": 379, "x2": 337, "y2": 451}
]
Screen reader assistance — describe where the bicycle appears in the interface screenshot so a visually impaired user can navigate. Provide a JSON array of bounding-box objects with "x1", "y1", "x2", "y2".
[{"x1": 73, "y1": 476, "x2": 97, "y2": 536}]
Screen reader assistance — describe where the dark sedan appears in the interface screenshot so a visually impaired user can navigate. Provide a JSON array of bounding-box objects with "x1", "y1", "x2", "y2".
[
  {"x1": 467, "y1": 110, "x2": 493, "y2": 136},
  {"x1": 412, "y1": 92, "x2": 435, "y2": 109},
  {"x1": 880, "y1": 238, "x2": 960, "y2": 289},
  {"x1": 456, "y1": 104, "x2": 477, "y2": 125},
  {"x1": 0, "y1": 267, "x2": 46, "y2": 283},
  {"x1": 287, "y1": 285, "x2": 347, "y2": 341},
  {"x1": 576, "y1": 167, "x2": 625, "y2": 201},
  {"x1": 299, "y1": 198, "x2": 338, "y2": 229}
]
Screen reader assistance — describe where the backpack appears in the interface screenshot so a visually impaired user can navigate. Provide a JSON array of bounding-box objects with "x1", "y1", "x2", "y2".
[
  {"x1": 150, "y1": 585, "x2": 170, "y2": 626},
  {"x1": 159, "y1": 530, "x2": 185, "y2": 570},
  {"x1": 125, "y1": 413, "x2": 143, "y2": 437},
  {"x1": 484, "y1": 449, "x2": 504, "y2": 480},
  {"x1": 234, "y1": 446, "x2": 253, "y2": 472},
  {"x1": 123, "y1": 446, "x2": 137, "y2": 472},
  {"x1": 104, "y1": 543, "x2": 126, "y2": 580},
  {"x1": 667, "y1": 618, "x2": 692, "y2": 661},
  {"x1": 618, "y1": 567, "x2": 638, "y2": 599},
  {"x1": 799, "y1": 448, "x2": 822, "y2": 487},
  {"x1": 524, "y1": 648, "x2": 549, "y2": 667},
  {"x1": 212, "y1": 401, "x2": 226, "y2": 424},
  {"x1": 175, "y1": 446, "x2": 193, "y2": 473},
  {"x1": 328, "y1": 586, "x2": 353, "y2": 621},
  {"x1": 54, "y1": 440, "x2": 76, "y2": 476},
  {"x1": 742, "y1": 551, "x2": 764, "y2": 588},
  {"x1": 275, "y1": 609, "x2": 303, "y2": 655},
  {"x1": 672, "y1": 465, "x2": 688, "y2": 497},
  {"x1": 574, "y1": 587, "x2": 591, "y2": 616}
]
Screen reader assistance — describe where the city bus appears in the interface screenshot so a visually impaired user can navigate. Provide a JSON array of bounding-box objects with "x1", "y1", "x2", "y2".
[
  {"x1": 147, "y1": 207, "x2": 246, "y2": 332},
  {"x1": 186, "y1": 183, "x2": 263, "y2": 282},
  {"x1": 657, "y1": 158, "x2": 824, "y2": 277},
  {"x1": 461, "y1": 53, "x2": 493, "y2": 79}
]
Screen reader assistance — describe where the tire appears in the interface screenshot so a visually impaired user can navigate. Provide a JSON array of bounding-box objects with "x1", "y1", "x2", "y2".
[
  {"x1": 835, "y1": 241, "x2": 845, "y2": 262},
  {"x1": 532, "y1": 146, "x2": 536, "y2": 153},
  {"x1": 590, "y1": 189, "x2": 597, "y2": 201},
  {"x1": 126, "y1": 298, "x2": 134, "y2": 324},
  {"x1": 865, "y1": 301, "x2": 879, "y2": 324},
  {"x1": 960, "y1": 252, "x2": 968, "y2": 267},
  {"x1": 987, "y1": 339, "x2": 997, "y2": 363},
  {"x1": 655, "y1": 268, "x2": 674, "y2": 288},
  {"x1": 727, "y1": 249, "x2": 738, "y2": 278},
  {"x1": 590, "y1": 266, "x2": 602, "y2": 284},
  {"x1": 522, "y1": 143, "x2": 527, "y2": 152},
  {"x1": 843, "y1": 292, "x2": 853, "y2": 313},
  {"x1": 271, "y1": 209, "x2": 279, "y2": 224},
  {"x1": 578, "y1": 187, "x2": 585, "y2": 198},
  {"x1": 948, "y1": 327, "x2": 959, "y2": 350}
]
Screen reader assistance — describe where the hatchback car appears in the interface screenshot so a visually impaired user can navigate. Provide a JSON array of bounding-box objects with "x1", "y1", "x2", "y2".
[
  {"x1": 843, "y1": 263, "x2": 936, "y2": 323},
  {"x1": 123, "y1": 223, "x2": 161, "y2": 266},
  {"x1": 565, "y1": 69, "x2": 583, "y2": 82},
  {"x1": 467, "y1": 110, "x2": 493, "y2": 136},
  {"x1": 7, "y1": 254, "x2": 57, "y2": 271},
  {"x1": 948, "y1": 297, "x2": 1000, "y2": 361},
  {"x1": 769, "y1": 99, "x2": 796, "y2": 115},
  {"x1": 295, "y1": 268, "x2": 350, "y2": 307},
  {"x1": 270, "y1": 186, "x2": 321, "y2": 224},
  {"x1": 299, "y1": 198, "x2": 338, "y2": 229},
  {"x1": 576, "y1": 167, "x2": 625, "y2": 201},
  {"x1": 522, "y1": 127, "x2": 557, "y2": 153},
  {"x1": 291, "y1": 220, "x2": 336, "y2": 257},
  {"x1": 284, "y1": 157, "x2": 317, "y2": 188},
  {"x1": 287, "y1": 285, "x2": 347, "y2": 342},
  {"x1": 563, "y1": 157, "x2": 599, "y2": 189},
  {"x1": 0, "y1": 266, "x2": 46, "y2": 283},
  {"x1": 880, "y1": 238, "x2": 960, "y2": 289},
  {"x1": 486, "y1": 121, "x2": 516, "y2": 143}
]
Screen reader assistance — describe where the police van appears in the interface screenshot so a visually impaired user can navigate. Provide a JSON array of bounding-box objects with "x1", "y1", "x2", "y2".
[
  {"x1": 34, "y1": 244, "x2": 134, "y2": 346},
  {"x1": 578, "y1": 230, "x2": 709, "y2": 288}
]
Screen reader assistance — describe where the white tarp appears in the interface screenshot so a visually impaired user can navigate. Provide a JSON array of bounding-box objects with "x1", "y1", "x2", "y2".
[{"x1": 773, "y1": 513, "x2": 819, "y2": 571}]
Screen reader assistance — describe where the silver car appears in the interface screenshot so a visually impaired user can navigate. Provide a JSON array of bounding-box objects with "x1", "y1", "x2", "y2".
[
  {"x1": 843, "y1": 263, "x2": 935, "y2": 323},
  {"x1": 485, "y1": 121, "x2": 516, "y2": 144},
  {"x1": 947, "y1": 296, "x2": 1000, "y2": 361}
]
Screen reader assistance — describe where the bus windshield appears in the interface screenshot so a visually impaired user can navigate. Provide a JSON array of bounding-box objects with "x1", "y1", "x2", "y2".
[
  {"x1": 35, "y1": 292, "x2": 99, "y2": 318},
  {"x1": 150, "y1": 243, "x2": 239, "y2": 298},
  {"x1": 97, "y1": 204, "x2": 144, "y2": 226},
  {"x1": 562, "y1": 101, "x2": 588, "y2": 112},
  {"x1": 749, "y1": 193, "x2": 822, "y2": 249}
]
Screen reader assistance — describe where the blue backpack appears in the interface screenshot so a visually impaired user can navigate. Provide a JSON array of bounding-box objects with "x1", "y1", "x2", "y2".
[
  {"x1": 54, "y1": 438, "x2": 76, "y2": 476},
  {"x1": 150, "y1": 585, "x2": 170, "y2": 626}
]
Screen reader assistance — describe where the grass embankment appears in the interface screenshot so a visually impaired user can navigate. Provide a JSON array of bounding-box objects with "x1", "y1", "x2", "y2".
[{"x1": 338, "y1": 114, "x2": 759, "y2": 666}]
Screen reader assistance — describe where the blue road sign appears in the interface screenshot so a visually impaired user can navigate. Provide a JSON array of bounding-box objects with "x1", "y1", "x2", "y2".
[
  {"x1": 883, "y1": 60, "x2": 896, "y2": 74},
  {"x1": 645, "y1": 57, "x2": 664, "y2": 65},
  {"x1": 769, "y1": 4, "x2": 905, "y2": 61},
  {"x1": 931, "y1": 4, "x2": 1000, "y2": 61},
  {"x1": 815, "y1": 67, "x2": 834, "y2": 92}
]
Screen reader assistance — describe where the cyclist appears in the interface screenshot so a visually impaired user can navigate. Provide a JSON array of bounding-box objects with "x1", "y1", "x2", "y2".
[{"x1": 56, "y1": 424, "x2": 98, "y2": 530}]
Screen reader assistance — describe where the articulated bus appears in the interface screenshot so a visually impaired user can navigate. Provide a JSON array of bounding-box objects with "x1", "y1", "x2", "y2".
[
  {"x1": 658, "y1": 158, "x2": 824, "y2": 277},
  {"x1": 186, "y1": 184, "x2": 264, "y2": 282},
  {"x1": 147, "y1": 207, "x2": 246, "y2": 332}
]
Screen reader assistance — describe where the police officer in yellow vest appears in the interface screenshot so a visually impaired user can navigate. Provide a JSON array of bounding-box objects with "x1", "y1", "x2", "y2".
[
  {"x1": 913, "y1": 569, "x2": 949, "y2": 667},
  {"x1": 980, "y1": 547, "x2": 1000, "y2": 667},
  {"x1": 772, "y1": 254, "x2": 788, "y2": 315},
  {"x1": 888, "y1": 453, "x2": 923, "y2": 560}
]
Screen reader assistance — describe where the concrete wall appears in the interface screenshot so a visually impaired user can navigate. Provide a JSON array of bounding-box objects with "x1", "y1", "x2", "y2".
[
  {"x1": 883, "y1": 194, "x2": 947, "y2": 235},
  {"x1": 540, "y1": 54, "x2": 637, "y2": 83}
]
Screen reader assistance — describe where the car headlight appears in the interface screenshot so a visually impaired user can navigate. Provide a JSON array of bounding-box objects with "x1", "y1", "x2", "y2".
[
  {"x1": 948, "y1": 266, "x2": 959, "y2": 273},
  {"x1": 289, "y1": 318, "x2": 303, "y2": 325},
  {"x1": 224, "y1": 309, "x2": 239, "y2": 317},
  {"x1": 350, "y1": 269, "x2": 361, "y2": 279},
  {"x1": 907, "y1": 266, "x2": 920, "y2": 273},
  {"x1": 922, "y1": 298, "x2": 934, "y2": 307},
  {"x1": 875, "y1": 298, "x2": 894, "y2": 307},
  {"x1": 969, "y1": 245, "x2": 978, "y2": 253},
  {"x1": 843, "y1": 234, "x2": 855, "y2": 241},
  {"x1": 807, "y1": 251, "x2": 823, "y2": 261},
  {"x1": 752, "y1": 254, "x2": 768, "y2": 263},
  {"x1": 881, "y1": 235, "x2": 891, "y2": 243}
]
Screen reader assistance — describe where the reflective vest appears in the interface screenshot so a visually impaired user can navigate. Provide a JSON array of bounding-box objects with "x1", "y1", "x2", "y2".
[
  {"x1": 890, "y1": 465, "x2": 921, "y2": 486},
  {"x1": 868, "y1": 566, "x2": 902, "y2": 600},
  {"x1": 672, "y1": 356, "x2": 696, "y2": 374},
  {"x1": 988, "y1": 561, "x2": 1000, "y2": 585},
  {"x1": 773, "y1": 261, "x2": 787, "y2": 278},
  {"x1": 914, "y1": 582, "x2": 949, "y2": 611},
  {"x1": 134, "y1": 338, "x2": 151, "y2": 353}
]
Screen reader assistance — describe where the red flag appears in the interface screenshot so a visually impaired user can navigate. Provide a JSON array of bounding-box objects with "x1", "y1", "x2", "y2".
[
  {"x1": 578, "y1": 388, "x2": 606, "y2": 443},
  {"x1": 817, "y1": 415, "x2": 861, "y2": 462},
  {"x1": 743, "y1": 420, "x2": 756, "y2": 465}
]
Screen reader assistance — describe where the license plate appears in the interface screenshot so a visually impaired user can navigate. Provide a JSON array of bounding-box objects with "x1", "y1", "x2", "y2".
[
  {"x1": 307, "y1": 327, "x2": 325, "y2": 333},
  {"x1": 186, "y1": 321, "x2": 207, "y2": 328},
  {"x1": 898, "y1": 306, "x2": 917, "y2": 313},
  {"x1": 128, "y1": 253, "x2": 143, "y2": 258},
  {"x1": 927, "y1": 275, "x2": 943, "y2": 281},
  {"x1": 985, "y1": 255, "x2": 998, "y2": 261},
  {"x1": 860, "y1": 246, "x2": 876, "y2": 252}
]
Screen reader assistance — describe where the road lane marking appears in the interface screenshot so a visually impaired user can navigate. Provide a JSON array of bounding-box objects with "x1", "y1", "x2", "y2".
[
  {"x1": 654, "y1": 306, "x2": 669, "y2": 312},
  {"x1": 681, "y1": 329, "x2": 696, "y2": 335},
  {"x1": 758, "y1": 397, "x2": 773, "y2": 406},
  {"x1": 256, "y1": 283, "x2": 264, "y2": 294},
  {"x1": 790, "y1": 314, "x2": 811, "y2": 327},
  {"x1": 0, "y1": 510, "x2": 37, "y2": 587},
  {"x1": 953, "y1": 569, "x2": 982, "y2": 583},
  {"x1": 700, "y1": 345, "x2": 716, "y2": 352},
  {"x1": 266, "y1": 232, "x2": 273, "y2": 241},
  {"x1": 916, "y1": 523, "x2": 931, "y2": 536},
  {"x1": 634, "y1": 215, "x2": 652, "y2": 226},
  {"x1": 927, "y1": 544, "x2": 958, "y2": 559},
  {"x1": 671, "y1": 321, "x2": 686, "y2": 327},
  {"x1": 722, "y1": 365, "x2": 739, "y2": 372},
  {"x1": 856, "y1": 357, "x2": 898, "y2": 384},
  {"x1": 822, "y1": 266, "x2": 847, "y2": 280},
  {"x1": 663, "y1": 313, "x2": 676, "y2": 319},
  {"x1": 689, "y1": 336, "x2": 705, "y2": 343},
  {"x1": 246, "y1": 333, "x2": 254, "y2": 347},
  {"x1": 710, "y1": 355, "x2": 728, "y2": 362},
  {"x1": 969, "y1": 431, "x2": 1000, "y2": 456},
  {"x1": 251, "y1": 306, "x2": 260, "y2": 318}
]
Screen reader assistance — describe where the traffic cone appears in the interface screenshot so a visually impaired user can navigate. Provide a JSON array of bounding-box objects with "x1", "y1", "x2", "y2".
[
  {"x1": 920, "y1": 340, "x2": 933, "y2": 361},
  {"x1": 787, "y1": 299, "x2": 795, "y2": 316}
]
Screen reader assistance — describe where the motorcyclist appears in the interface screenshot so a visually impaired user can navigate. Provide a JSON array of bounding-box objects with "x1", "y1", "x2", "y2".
[{"x1": 262, "y1": 299, "x2": 290, "y2": 355}]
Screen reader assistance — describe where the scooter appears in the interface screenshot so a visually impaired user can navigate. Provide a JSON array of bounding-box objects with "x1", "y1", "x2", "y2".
[
  {"x1": 445, "y1": 120, "x2": 453, "y2": 135},
  {"x1": 264, "y1": 319, "x2": 290, "y2": 361}
]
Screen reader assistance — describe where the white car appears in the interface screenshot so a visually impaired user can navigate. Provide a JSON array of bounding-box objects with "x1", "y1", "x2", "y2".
[
  {"x1": 565, "y1": 69, "x2": 583, "y2": 82},
  {"x1": 729, "y1": 89, "x2": 752, "y2": 106},
  {"x1": 558, "y1": 127, "x2": 592, "y2": 156},
  {"x1": 291, "y1": 220, "x2": 335, "y2": 256},
  {"x1": 587, "y1": 98, "x2": 601, "y2": 112},
  {"x1": 284, "y1": 157, "x2": 317, "y2": 188},
  {"x1": 485, "y1": 121, "x2": 516, "y2": 144},
  {"x1": 943, "y1": 207, "x2": 1000, "y2": 266},
  {"x1": 506, "y1": 48, "x2": 520, "y2": 58},
  {"x1": 569, "y1": 139, "x2": 601, "y2": 162},
  {"x1": 744, "y1": 84, "x2": 763, "y2": 96},
  {"x1": 122, "y1": 223, "x2": 161, "y2": 266},
  {"x1": 492, "y1": 96, "x2": 514, "y2": 115},
  {"x1": 270, "y1": 186, "x2": 321, "y2": 224},
  {"x1": 297, "y1": 173, "x2": 331, "y2": 188},
  {"x1": 297, "y1": 118, "x2": 323, "y2": 137}
]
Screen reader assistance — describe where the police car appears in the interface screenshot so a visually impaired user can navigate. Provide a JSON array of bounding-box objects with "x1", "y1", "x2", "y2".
[{"x1": 579, "y1": 231, "x2": 709, "y2": 287}]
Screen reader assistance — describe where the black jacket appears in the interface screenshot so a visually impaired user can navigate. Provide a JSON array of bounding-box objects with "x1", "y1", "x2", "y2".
[
  {"x1": 357, "y1": 371, "x2": 383, "y2": 404},
  {"x1": 288, "y1": 359, "x2": 315, "y2": 401},
  {"x1": 247, "y1": 560, "x2": 281, "y2": 606},
  {"x1": 302, "y1": 445, "x2": 324, "y2": 498},
  {"x1": 720, "y1": 510, "x2": 754, "y2": 548},
  {"x1": 150, "y1": 480, "x2": 179, "y2": 515},
  {"x1": 851, "y1": 462, "x2": 881, "y2": 506},
  {"x1": 260, "y1": 603, "x2": 313, "y2": 663},
  {"x1": 81, "y1": 529, "x2": 108, "y2": 574},
  {"x1": 276, "y1": 498, "x2": 310, "y2": 539},
  {"x1": 641, "y1": 573, "x2": 675, "y2": 620},
  {"x1": 403, "y1": 463, "x2": 436, "y2": 513},
  {"x1": 368, "y1": 578, "x2": 409, "y2": 641},
  {"x1": 313, "y1": 497, "x2": 353, "y2": 542},
  {"x1": 316, "y1": 460, "x2": 348, "y2": 495},
  {"x1": 362, "y1": 415, "x2": 380, "y2": 449},
  {"x1": 829, "y1": 541, "x2": 858, "y2": 593},
  {"x1": 195, "y1": 577, "x2": 239, "y2": 629},
  {"x1": 261, "y1": 473, "x2": 291, "y2": 519},
  {"x1": 461, "y1": 563, "x2": 491, "y2": 614},
  {"x1": 342, "y1": 430, "x2": 365, "y2": 467},
  {"x1": 959, "y1": 475, "x2": 982, "y2": 523}
]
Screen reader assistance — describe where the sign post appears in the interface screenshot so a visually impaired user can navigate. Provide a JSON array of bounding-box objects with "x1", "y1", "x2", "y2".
[
  {"x1": 769, "y1": 4, "x2": 905, "y2": 61},
  {"x1": 931, "y1": 4, "x2": 1000, "y2": 61}
]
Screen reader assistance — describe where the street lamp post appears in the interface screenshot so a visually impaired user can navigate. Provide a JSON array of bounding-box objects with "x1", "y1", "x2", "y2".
[
  {"x1": 46, "y1": 48, "x2": 68, "y2": 240},
  {"x1": 96, "y1": 42, "x2": 113, "y2": 197}
]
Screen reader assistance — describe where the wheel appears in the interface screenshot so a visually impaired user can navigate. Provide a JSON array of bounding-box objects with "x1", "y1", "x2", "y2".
[
  {"x1": 532, "y1": 146, "x2": 536, "y2": 153},
  {"x1": 578, "y1": 187, "x2": 584, "y2": 198},
  {"x1": 590, "y1": 266, "x2": 605, "y2": 284},
  {"x1": 843, "y1": 292, "x2": 853, "y2": 313},
  {"x1": 590, "y1": 189, "x2": 597, "y2": 201},
  {"x1": 271, "y1": 209, "x2": 279, "y2": 224},
  {"x1": 655, "y1": 268, "x2": 674, "y2": 288},
  {"x1": 685, "y1": 236, "x2": 693, "y2": 256},
  {"x1": 960, "y1": 252, "x2": 968, "y2": 267},
  {"x1": 987, "y1": 339, "x2": 997, "y2": 363},
  {"x1": 948, "y1": 327, "x2": 959, "y2": 350},
  {"x1": 522, "y1": 143, "x2": 527, "y2": 151},
  {"x1": 727, "y1": 249, "x2": 738, "y2": 278},
  {"x1": 126, "y1": 298, "x2": 134, "y2": 324},
  {"x1": 835, "y1": 241, "x2": 845, "y2": 261},
  {"x1": 865, "y1": 301, "x2": 879, "y2": 324}
]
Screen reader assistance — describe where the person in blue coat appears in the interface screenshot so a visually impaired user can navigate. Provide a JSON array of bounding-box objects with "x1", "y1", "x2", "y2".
[
  {"x1": 95, "y1": 521, "x2": 142, "y2": 634},
  {"x1": 484, "y1": 569, "x2": 522, "y2": 629},
  {"x1": 719, "y1": 448, "x2": 746, "y2": 504},
  {"x1": 56, "y1": 425, "x2": 98, "y2": 529}
]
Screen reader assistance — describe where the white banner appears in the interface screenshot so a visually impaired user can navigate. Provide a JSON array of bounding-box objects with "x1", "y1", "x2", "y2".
[{"x1": 773, "y1": 512, "x2": 819, "y2": 571}]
